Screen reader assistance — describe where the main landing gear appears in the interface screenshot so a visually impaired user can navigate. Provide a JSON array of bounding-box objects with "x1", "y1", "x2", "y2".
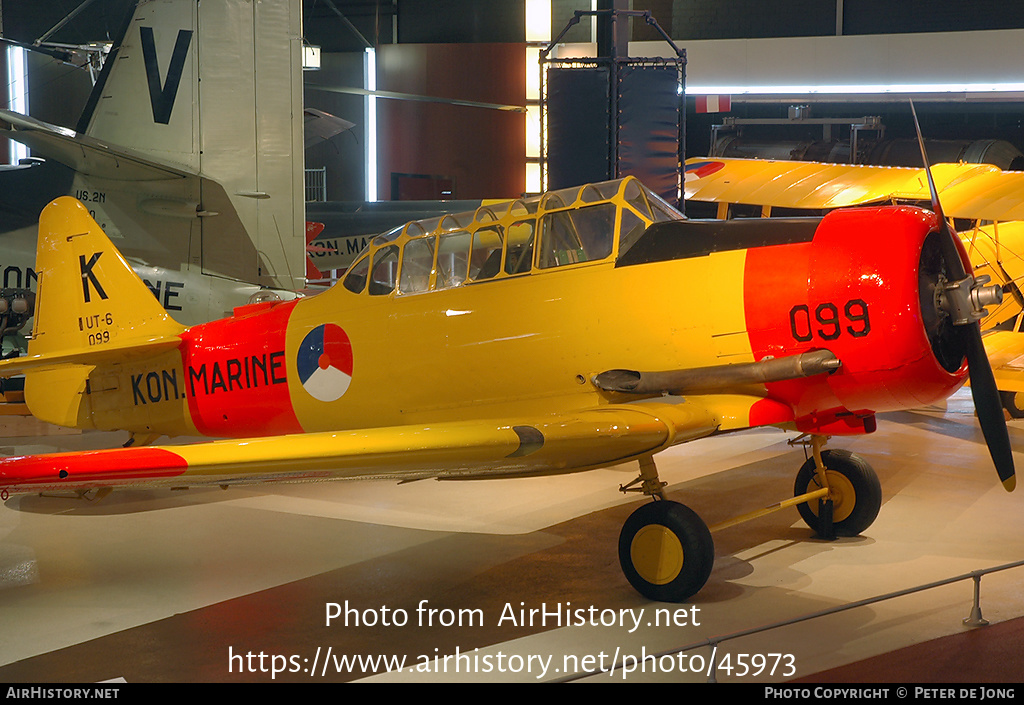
[
  {"x1": 616, "y1": 436, "x2": 883, "y2": 602},
  {"x1": 1001, "y1": 391, "x2": 1024, "y2": 420}
]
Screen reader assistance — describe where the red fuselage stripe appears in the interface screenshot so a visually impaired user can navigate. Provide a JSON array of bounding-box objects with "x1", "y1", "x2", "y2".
[{"x1": 181, "y1": 300, "x2": 305, "y2": 437}]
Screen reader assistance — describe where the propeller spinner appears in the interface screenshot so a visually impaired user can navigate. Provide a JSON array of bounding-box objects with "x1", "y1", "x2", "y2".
[{"x1": 911, "y1": 101, "x2": 1015, "y2": 491}]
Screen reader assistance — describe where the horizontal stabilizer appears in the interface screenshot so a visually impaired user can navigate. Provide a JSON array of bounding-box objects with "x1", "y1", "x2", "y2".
[
  {"x1": 0, "y1": 109, "x2": 193, "y2": 181},
  {"x1": 0, "y1": 334, "x2": 182, "y2": 378}
]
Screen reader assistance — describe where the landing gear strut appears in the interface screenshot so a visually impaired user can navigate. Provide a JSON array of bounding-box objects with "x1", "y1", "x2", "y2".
[
  {"x1": 617, "y1": 455, "x2": 714, "y2": 603},
  {"x1": 615, "y1": 437, "x2": 882, "y2": 602},
  {"x1": 793, "y1": 445, "x2": 882, "y2": 537}
]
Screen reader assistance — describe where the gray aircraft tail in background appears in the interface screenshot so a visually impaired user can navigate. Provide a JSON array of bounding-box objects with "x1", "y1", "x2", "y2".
[{"x1": 0, "y1": 0, "x2": 306, "y2": 331}]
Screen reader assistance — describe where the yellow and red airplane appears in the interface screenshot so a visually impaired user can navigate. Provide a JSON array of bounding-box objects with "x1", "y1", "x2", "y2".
[{"x1": 0, "y1": 174, "x2": 1013, "y2": 603}]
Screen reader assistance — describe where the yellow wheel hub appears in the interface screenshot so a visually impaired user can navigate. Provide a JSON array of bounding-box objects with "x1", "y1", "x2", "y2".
[
  {"x1": 630, "y1": 524, "x2": 683, "y2": 585},
  {"x1": 809, "y1": 470, "x2": 856, "y2": 523}
]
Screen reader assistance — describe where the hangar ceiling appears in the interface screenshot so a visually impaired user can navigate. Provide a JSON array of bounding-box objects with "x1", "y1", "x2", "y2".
[
  {"x1": 3, "y1": 0, "x2": 1024, "y2": 187},
  {"x1": 5, "y1": 1, "x2": 1024, "y2": 52}
]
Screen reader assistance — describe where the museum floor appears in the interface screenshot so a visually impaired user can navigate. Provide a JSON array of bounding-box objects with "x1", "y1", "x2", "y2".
[{"x1": 1, "y1": 388, "x2": 1023, "y2": 683}]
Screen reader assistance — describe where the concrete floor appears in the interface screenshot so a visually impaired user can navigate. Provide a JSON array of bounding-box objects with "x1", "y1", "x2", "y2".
[{"x1": 1, "y1": 388, "x2": 1023, "y2": 683}]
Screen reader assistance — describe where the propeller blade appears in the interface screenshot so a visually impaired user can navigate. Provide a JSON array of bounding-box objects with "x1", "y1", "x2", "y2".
[
  {"x1": 911, "y1": 99, "x2": 1015, "y2": 492},
  {"x1": 963, "y1": 326, "x2": 1016, "y2": 491},
  {"x1": 910, "y1": 101, "x2": 968, "y2": 281}
]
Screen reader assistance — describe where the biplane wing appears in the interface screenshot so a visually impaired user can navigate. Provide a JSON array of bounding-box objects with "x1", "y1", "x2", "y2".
[
  {"x1": 684, "y1": 156, "x2": 1024, "y2": 221},
  {"x1": 984, "y1": 330, "x2": 1024, "y2": 394}
]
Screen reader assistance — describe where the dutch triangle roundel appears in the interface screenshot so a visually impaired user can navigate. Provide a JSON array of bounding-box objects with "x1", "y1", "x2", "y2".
[{"x1": 296, "y1": 324, "x2": 353, "y2": 402}]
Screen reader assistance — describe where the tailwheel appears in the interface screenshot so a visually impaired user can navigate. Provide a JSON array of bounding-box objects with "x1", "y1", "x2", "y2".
[
  {"x1": 618, "y1": 500, "x2": 714, "y2": 602},
  {"x1": 794, "y1": 448, "x2": 881, "y2": 537}
]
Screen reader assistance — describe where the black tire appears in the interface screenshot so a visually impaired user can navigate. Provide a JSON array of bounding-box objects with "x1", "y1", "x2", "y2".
[
  {"x1": 794, "y1": 449, "x2": 881, "y2": 537},
  {"x1": 1001, "y1": 391, "x2": 1024, "y2": 419},
  {"x1": 618, "y1": 500, "x2": 714, "y2": 602}
]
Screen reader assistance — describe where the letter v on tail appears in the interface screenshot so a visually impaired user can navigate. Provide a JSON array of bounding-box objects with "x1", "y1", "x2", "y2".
[{"x1": 140, "y1": 27, "x2": 193, "y2": 125}]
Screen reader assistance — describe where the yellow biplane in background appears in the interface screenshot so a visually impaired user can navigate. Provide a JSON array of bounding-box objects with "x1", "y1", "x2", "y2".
[{"x1": 685, "y1": 156, "x2": 1024, "y2": 416}]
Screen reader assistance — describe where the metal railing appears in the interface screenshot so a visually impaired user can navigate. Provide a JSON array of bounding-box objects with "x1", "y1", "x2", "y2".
[
  {"x1": 554, "y1": 557, "x2": 1024, "y2": 683},
  {"x1": 305, "y1": 167, "x2": 327, "y2": 202}
]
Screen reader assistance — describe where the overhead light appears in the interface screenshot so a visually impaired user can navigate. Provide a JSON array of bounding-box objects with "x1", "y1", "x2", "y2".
[
  {"x1": 689, "y1": 82, "x2": 1024, "y2": 95},
  {"x1": 365, "y1": 47, "x2": 377, "y2": 202},
  {"x1": 525, "y1": 2, "x2": 549, "y2": 194},
  {"x1": 525, "y1": 0, "x2": 551, "y2": 43},
  {"x1": 6, "y1": 46, "x2": 28, "y2": 164}
]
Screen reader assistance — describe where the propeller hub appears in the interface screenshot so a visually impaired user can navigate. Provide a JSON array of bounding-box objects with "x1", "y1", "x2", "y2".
[
  {"x1": 970, "y1": 275, "x2": 1003, "y2": 315},
  {"x1": 935, "y1": 274, "x2": 1002, "y2": 326}
]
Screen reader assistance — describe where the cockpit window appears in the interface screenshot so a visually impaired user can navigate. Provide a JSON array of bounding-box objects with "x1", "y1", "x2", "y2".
[
  {"x1": 340, "y1": 177, "x2": 667, "y2": 298},
  {"x1": 400, "y1": 237, "x2": 434, "y2": 294},
  {"x1": 538, "y1": 203, "x2": 615, "y2": 269},
  {"x1": 504, "y1": 220, "x2": 535, "y2": 275},
  {"x1": 469, "y1": 227, "x2": 503, "y2": 281},
  {"x1": 368, "y1": 245, "x2": 399, "y2": 295},
  {"x1": 648, "y1": 190, "x2": 684, "y2": 222},
  {"x1": 618, "y1": 207, "x2": 647, "y2": 256},
  {"x1": 623, "y1": 178, "x2": 652, "y2": 219},
  {"x1": 436, "y1": 231, "x2": 471, "y2": 290},
  {"x1": 343, "y1": 253, "x2": 370, "y2": 294}
]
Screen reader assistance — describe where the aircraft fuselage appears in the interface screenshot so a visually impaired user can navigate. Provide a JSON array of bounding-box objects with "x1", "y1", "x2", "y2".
[{"x1": 73, "y1": 201, "x2": 962, "y2": 445}]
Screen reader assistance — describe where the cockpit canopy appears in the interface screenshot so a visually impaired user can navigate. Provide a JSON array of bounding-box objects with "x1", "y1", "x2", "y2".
[{"x1": 342, "y1": 177, "x2": 682, "y2": 297}]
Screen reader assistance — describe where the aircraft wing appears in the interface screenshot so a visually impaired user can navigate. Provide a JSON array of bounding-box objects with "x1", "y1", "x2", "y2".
[
  {"x1": 303, "y1": 108, "x2": 355, "y2": 150},
  {"x1": 0, "y1": 109, "x2": 193, "y2": 182},
  {"x1": 938, "y1": 169, "x2": 1024, "y2": 222},
  {"x1": 0, "y1": 398, "x2": 748, "y2": 495},
  {"x1": 983, "y1": 330, "x2": 1024, "y2": 394},
  {"x1": 683, "y1": 157, "x2": 1024, "y2": 221}
]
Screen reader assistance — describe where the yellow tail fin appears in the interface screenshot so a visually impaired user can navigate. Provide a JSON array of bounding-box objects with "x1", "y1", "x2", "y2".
[
  {"x1": 20, "y1": 197, "x2": 186, "y2": 428},
  {"x1": 31, "y1": 197, "x2": 186, "y2": 356}
]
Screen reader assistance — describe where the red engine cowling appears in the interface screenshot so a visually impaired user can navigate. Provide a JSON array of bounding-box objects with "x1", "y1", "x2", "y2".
[{"x1": 743, "y1": 206, "x2": 968, "y2": 434}]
